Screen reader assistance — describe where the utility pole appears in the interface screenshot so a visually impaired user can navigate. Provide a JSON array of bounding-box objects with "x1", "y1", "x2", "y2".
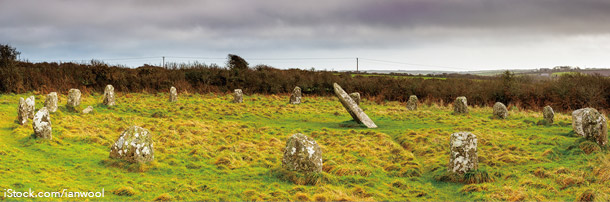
[
  {"x1": 356, "y1": 57, "x2": 359, "y2": 73},
  {"x1": 162, "y1": 56, "x2": 165, "y2": 68}
]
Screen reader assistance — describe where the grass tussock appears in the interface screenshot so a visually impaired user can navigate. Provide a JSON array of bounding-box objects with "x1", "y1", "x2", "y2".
[
  {"x1": 436, "y1": 169, "x2": 494, "y2": 184},
  {"x1": 579, "y1": 141, "x2": 602, "y2": 154},
  {"x1": 578, "y1": 189, "x2": 595, "y2": 202},
  {"x1": 112, "y1": 186, "x2": 137, "y2": 196},
  {"x1": 272, "y1": 167, "x2": 328, "y2": 186},
  {"x1": 153, "y1": 193, "x2": 173, "y2": 201}
]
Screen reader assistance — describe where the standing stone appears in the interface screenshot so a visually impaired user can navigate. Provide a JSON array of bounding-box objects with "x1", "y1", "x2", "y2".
[
  {"x1": 449, "y1": 132, "x2": 478, "y2": 174},
  {"x1": 282, "y1": 133, "x2": 323, "y2": 173},
  {"x1": 32, "y1": 107, "x2": 52, "y2": 140},
  {"x1": 233, "y1": 89, "x2": 243, "y2": 103},
  {"x1": 103, "y1": 85, "x2": 115, "y2": 106},
  {"x1": 82, "y1": 106, "x2": 93, "y2": 114},
  {"x1": 543, "y1": 106, "x2": 554, "y2": 124},
  {"x1": 45, "y1": 92, "x2": 58, "y2": 112},
  {"x1": 349, "y1": 92, "x2": 361, "y2": 105},
  {"x1": 67, "y1": 89, "x2": 81, "y2": 110},
  {"x1": 453, "y1": 96, "x2": 469, "y2": 114},
  {"x1": 169, "y1": 86, "x2": 177, "y2": 102},
  {"x1": 333, "y1": 83, "x2": 377, "y2": 128},
  {"x1": 493, "y1": 102, "x2": 508, "y2": 119},
  {"x1": 26, "y1": 96, "x2": 35, "y2": 118},
  {"x1": 289, "y1": 86, "x2": 302, "y2": 104},
  {"x1": 110, "y1": 126, "x2": 155, "y2": 163},
  {"x1": 572, "y1": 108, "x2": 608, "y2": 146},
  {"x1": 17, "y1": 97, "x2": 28, "y2": 125},
  {"x1": 406, "y1": 95, "x2": 418, "y2": 111}
]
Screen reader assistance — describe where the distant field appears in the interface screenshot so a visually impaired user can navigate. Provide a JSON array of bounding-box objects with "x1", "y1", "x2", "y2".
[
  {"x1": 0, "y1": 93, "x2": 609, "y2": 201},
  {"x1": 352, "y1": 74, "x2": 447, "y2": 80},
  {"x1": 351, "y1": 74, "x2": 447, "y2": 80},
  {"x1": 551, "y1": 72, "x2": 581, "y2": 76},
  {"x1": 330, "y1": 72, "x2": 447, "y2": 80}
]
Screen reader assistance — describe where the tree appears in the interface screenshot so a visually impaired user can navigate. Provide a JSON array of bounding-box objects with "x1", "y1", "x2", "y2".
[
  {"x1": 501, "y1": 70, "x2": 516, "y2": 104},
  {"x1": 0, "y1": 44, "x2": 20, "y2": 67},
  {"x1": 227, "y1": 54, "x2": 249, "y2": 70}
]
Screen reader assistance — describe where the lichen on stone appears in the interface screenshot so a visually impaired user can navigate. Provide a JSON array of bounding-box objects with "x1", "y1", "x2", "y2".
[
  {"x1": 282, "y1": 133, "x2": 323, "y2": 173},
  {"x1": 110, "y1": 126, "x2": 155, "y2": 163}
]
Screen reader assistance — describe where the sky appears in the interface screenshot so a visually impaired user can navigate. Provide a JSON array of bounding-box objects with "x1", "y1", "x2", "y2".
[{"x1": 2, "y1": 0, "x2": 610, "y2": 71}]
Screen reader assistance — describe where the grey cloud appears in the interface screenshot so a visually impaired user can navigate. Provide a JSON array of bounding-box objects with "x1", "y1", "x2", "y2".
[{"x1": 1, "y1": 0, "x2": 610, "y2": 68}]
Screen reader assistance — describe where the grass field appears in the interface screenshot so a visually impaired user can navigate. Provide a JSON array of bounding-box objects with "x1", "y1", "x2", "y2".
[
  {"x1": 0, "y1": 92, "x2": 609, "y2": 201},
  {"x1": 350, "y1": 74, "x2": 447, "y2": 80},
  {"x1": 551, "y1": 72, "x2": 581, "y2": 77}
]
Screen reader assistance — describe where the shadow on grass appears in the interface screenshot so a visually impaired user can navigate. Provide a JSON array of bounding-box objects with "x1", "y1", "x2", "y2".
[
  {"x1": 100, "y1": 158, "x2": 157, "y2": 173},
  {"x1": 269, "y1": 166, "x2": 336, "y2": 186},
  {"x1": 434, "y1": 168, "x2": 494, "y2": 184}
]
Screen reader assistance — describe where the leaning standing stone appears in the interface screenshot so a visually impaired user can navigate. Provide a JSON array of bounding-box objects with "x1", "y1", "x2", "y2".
[
  {"x1": 67, "y1": 89, "x2": 81, "y2": 110},
  {"x1": 572, "y1": 108, "x2": 608, "y2": 146},
  {"x1": 169, "y1": 86, "x2": 177, "y2": 102},
  {"x1": 233, "y1": 89, "x2": 243, "y2": 103},
  {"x1": 103, "y1": 85, "x2": 115, "y2": 106},
  {"x1": 543, "y1": 105, "x2": 554, "y2": 124},
  {"x1": 17, "y1": 97, "x2": 28, "y2": 125},
  {"x1": 453, "y1": 96, "x2": 469, "y2": 114},
  {"x1": 110, "y1": 126, "x2": 155, "y2": 163},
  {"x1": 32, "y1": 107, "x2": 52, "y2": 140},
  {"x1": 289, "y1": 86, "x2": 302, "y2": 104},
  {"x1": 333, "y1": 83, "x2": 377, "y2": 128},
  {"x1": 493, "y1": 102, "x2": 508, "y2": 119},
  {"x1": 449, "y1": 132, "x2": 478, "y2": 174},
  {"x1": 406, "y1": 95, "x2": 418, "y2": 111},
  {"x1": 45, "y1": 92, "x2": 58, "y2": 112},
  {"x1": 349, "y1": 92, "x2": 361, "y2": 105},
  {"x1": 82, "y1": 106, "x2": 93, "y2": 114},
  {"x1": 282, "y1": 133, "x2": 323, "y2": 173}
]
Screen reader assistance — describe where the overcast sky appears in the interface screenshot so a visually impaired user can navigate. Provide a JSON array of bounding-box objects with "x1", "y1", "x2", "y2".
[{"x1": 2, "y1": 0, "x2": 610, "y2": 71}]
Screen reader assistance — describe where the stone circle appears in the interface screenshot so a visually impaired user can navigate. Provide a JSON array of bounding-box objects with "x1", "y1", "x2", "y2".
[
  {"x1": 572, "y1": 108, "x2": 608, "y2": 146},
  {"x1": 406, "y1": 95, "x2": 418, "y2": 111},
  {"x1": 543, "y1": 105, "x2": 554, "y2": 124},
  {"x1": 67, "y1": 89, "x2": 81, "y2": 110},
  {"x1": 32, "y1": 107, "x2": 52, "y2": 140},
  {"x1": 45, "y1": 92, "x2": 58, "y2": 112},
  {"x1": 169, "y1": 86, "x2": 177, "y2": 102},
  {"x1": 282, "y1": 133, "x2": 323, "y2": 173},
  {"x1": 110, "y1": 126, "x2": 155, "y2": 163},
  {"x1": 449, "y1": 132, "x2": 478, "y2": 174},
  {"x1": 493, "y1": 102, "x2": 508, "y2": 119},
  {"x1": 349, "y1": 92, "x2": 361, "y2": 105},
  {"x1": 233, "y1": 89, "x2": 243, "y2": 103},
  {"x1": 289, "y1": 86, "x2": 302, "y2": 104},
  {"x1": 103, "y1": 85, "x2": 115, "y2": 106},
  {"x1": 453, "y1": 96, "x2": 469, "y2": 114},
  {"x1": 333, "y1": 83, "x2": 377, "y2": 128}
]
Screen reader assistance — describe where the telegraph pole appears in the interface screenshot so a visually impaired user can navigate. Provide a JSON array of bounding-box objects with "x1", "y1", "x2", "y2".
[{"x1": 356, "y1": 57, "x2": 359, "y2": 73}]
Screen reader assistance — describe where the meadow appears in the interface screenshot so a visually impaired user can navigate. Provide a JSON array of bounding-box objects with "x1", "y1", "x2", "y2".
[{"x1": 0, "y1": 92, "x2": 609, "y2": 201}]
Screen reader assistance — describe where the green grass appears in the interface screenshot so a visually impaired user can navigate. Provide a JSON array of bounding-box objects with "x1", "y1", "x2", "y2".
[
  {"x1": 351, "y1": 73, "x2": 447, "y2": 80},
  {"x1": 1, "y1": 92, "x2": 609, "y2": 201},
  {"x1": 551, "y1": 72, "x2": 581, "y2": 76}
]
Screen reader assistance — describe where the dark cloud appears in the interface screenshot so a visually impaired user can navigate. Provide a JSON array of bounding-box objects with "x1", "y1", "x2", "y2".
[{"x1": 1, "y1": 0, "x2": 609, "y2": 69}]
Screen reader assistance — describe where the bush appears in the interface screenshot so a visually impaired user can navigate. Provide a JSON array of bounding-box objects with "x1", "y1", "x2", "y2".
[
  {"x1": 0, "y1": 44, "x2": 20, "y2": 67},
  {"x1": 227, "y1": 54, "x2": 248, "y2": 70},
  {"x1": 2, "y1": 57, "x2": 610, "y2": 112}
]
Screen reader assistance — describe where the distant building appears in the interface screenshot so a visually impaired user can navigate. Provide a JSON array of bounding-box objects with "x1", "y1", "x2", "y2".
[{"x1": 553, "y1": 66, "x2": 572, "y2": 71}]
